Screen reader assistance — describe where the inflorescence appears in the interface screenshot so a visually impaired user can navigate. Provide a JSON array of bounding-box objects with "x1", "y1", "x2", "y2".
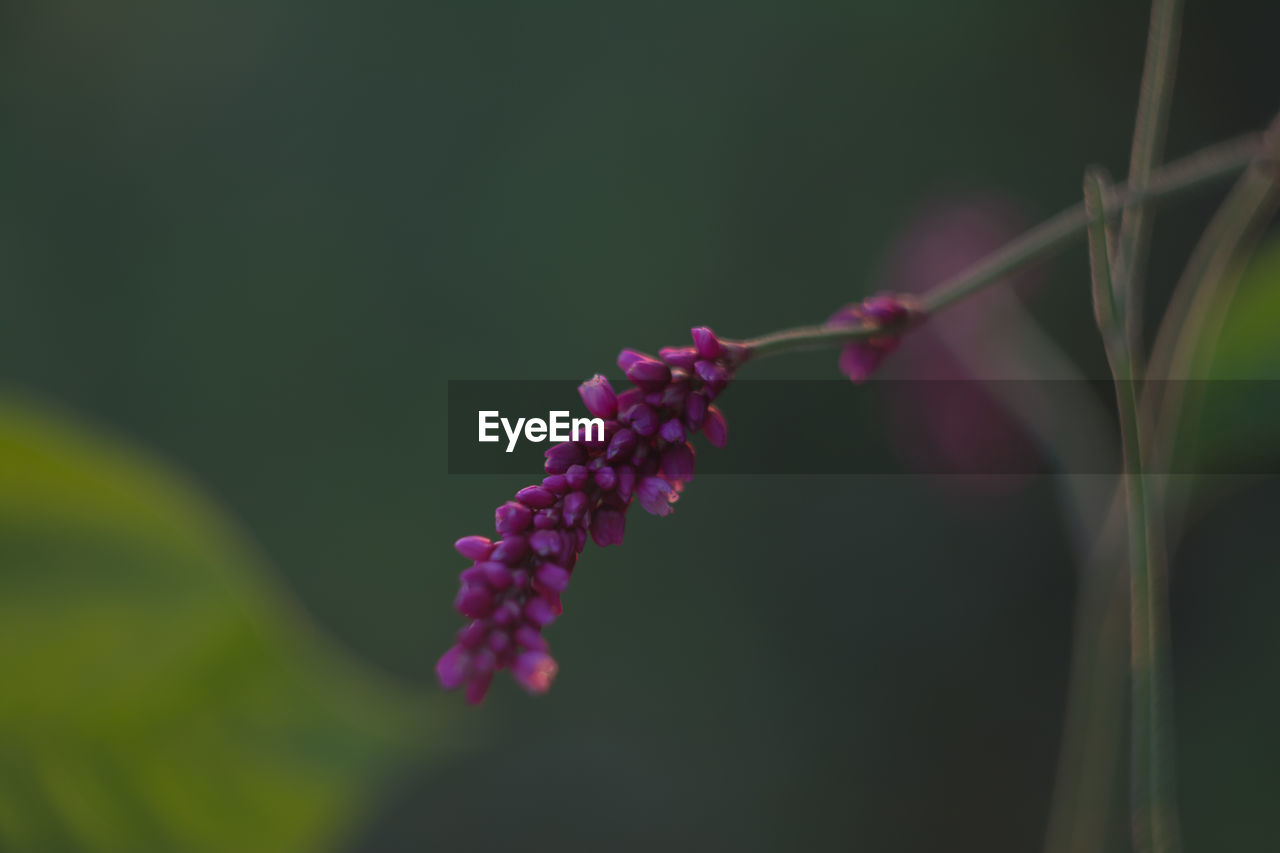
[{"x1": 438, "y1": 296, "x2": 916, "y2": 703}]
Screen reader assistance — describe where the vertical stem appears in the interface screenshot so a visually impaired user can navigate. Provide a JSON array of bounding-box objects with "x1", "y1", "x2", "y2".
[
  {"x1": 1085, "y1": 169, "x2": 1180, "y2": 853},
  {"x1": 1117, "y1": 0, "x2": 1185, "y2": 365}
]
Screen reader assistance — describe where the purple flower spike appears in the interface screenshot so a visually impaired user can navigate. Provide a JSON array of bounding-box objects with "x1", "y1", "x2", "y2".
[
  {"x1": 513, "y1": 651, "x2": 559, "y2": 694},
  {"x1": 691, "y1": 326, "x2": 725, "y2": 359},
  {"x1": 637, "y1": 476, "x2": 678, "y2": 516},
  {"x1": 703, "y1": 406, "x2": 728, "y2": 448},
  {"x1": 454, "y1": 536, "x2": 494, "y2": 561},
  {"x1": 578, "y1": 374, "x2": 618, "y2": 419},
  {"x1": 440, "y1": 317, "x2": 744, "y2": 702}
]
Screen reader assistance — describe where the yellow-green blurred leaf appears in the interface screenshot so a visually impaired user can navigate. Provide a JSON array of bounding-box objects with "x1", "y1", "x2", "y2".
[{"x1": 0, "y1": 396, "x2": 446, "y2": 852}]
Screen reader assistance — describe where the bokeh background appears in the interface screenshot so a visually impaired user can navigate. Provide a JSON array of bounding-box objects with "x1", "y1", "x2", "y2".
[{"x1": 2, "y1": 1, "x2": 1279, "y2": 851}]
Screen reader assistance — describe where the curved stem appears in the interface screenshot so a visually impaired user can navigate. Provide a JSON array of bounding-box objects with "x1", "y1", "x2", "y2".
[
  {"x1": 739, "y1": 132, "x2": 1263, "y2": 361},
  {"x1": 1117, "y1": 0, "x2": 1184, "y2": 366}
]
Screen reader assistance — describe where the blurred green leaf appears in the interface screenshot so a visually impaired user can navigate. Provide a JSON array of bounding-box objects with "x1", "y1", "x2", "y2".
[
  {"x1": 1205, "y1": 237, "x2": 1280, "y2": 380},
  {"x1": 1182, "y1": 236, "x2": 1280, "y2": 471},
  {"x1": 0, "y1": 396, "x2": 448, "y2": 852}
]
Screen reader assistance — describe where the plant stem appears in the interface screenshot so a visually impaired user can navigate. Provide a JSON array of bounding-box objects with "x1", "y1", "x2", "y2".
[
  {"x1": 741, "y1": 132, "x2": 1263, "y2": 360},
  {"x1": 1117, "y1": 0, "x2": 1184, "y2": 365},
  {"x1": 1085, "y1": 168, "x2": 1179, "y2": 853}
]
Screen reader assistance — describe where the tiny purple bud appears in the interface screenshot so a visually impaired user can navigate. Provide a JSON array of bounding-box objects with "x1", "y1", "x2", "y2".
[
  {"x1": 625, "y1": 358, "x2": 672, "y2": 390},
  {"x1": 454, "y1": 536, "x2": 494, "y2": 561},
  {"x1": 637, "y1": 476, "x2": 678, "y2": 516},
  {"x1": 495, "y1": 501, "x2": 532, "y2": 535},
  {"x1": 529, "y1": 529, "x2": 563, "y2": 557},
  {"x1": 838, "y1": 341, "x2": 891, "y2": 384},
  {"x1": 659, "y1": 345, "x2": 698, "y2": 369},
  {"x1": 578, "y1": 374, "x2": 618, "y2": 419},
  {"x1": 660, "y1": 382, "x2": 688, "y2": 409},
  {"x1": 535, "y1": 563, "x2": 572, "y2": 592},
  {"x1": 515, "y1": 624, "x2": 548, "y2": 652},
  {"x1": 661, "y1": 442, "x2": 696, "y2": 483},
  {"x1": 524, "y1": 596, "x2": 557, "y2": 627},
  {"x1": 616, "y1": 387, "x2": 645, "y2": 412},
  {"x1": 455, "y1": 586, "x2": 494, "y2": 618},
  {"x1": 510, "y1": 569, "x2": 530, "y2": 590},
  {"x1": 436, "y1": 645, "x2": 469, "y2": 689},
  {"x1": 590, "y1": 507, "x2": 626, "y2": 546},
  {"x1": 594, "y1": 466, "x2": 617, "y2": 491},
  {"x1": 695, "y1": 359, "x2": 728, "y2": 387},
  {"x1": 457, "y1": 621, "x2": 489, "y2": 649},
  {"x1": 487, "y1": 630, "x2": 512, "y2": 656},
  {"x1": 478, "y1": 561, "x2": 513, "y2": 589},
  {"x1": 684, "y1": 392, "x2": 707, "y2": 430},
  {"x1": 532, "y1": 508, "x2": 559, "y2": 530},
  {"x1": 659, "y1": 418, "x2": 685, "y2": 443},
  {"x1": 459, "y1": 565, "x2": 485, "y2": 585},
  {"x1": 691, "y1": 326, "x2": 725, "y2": 359},
  {"x1": 617, "y1": 349, "x2": 654, "y2": 373},
  {"x1": 492, "y1": 599, "x2": 521, "y2": 626},
  {"x1": 544, "y1": 441, "x2": 585, "y2": 473},
  {"x1": 606, "y1": 428, "x2": 637, "y2": 462},
  {"x1": 541, "y1": 474, "x2": 569, "y2": 493},
  {"x1": 562, "y1": 491, "x2": 590, "y2": 526},
  {"x1": 515, "y1": 485, "x2": 555, "y2": 509},
  {"x1": 565, "y1": 464, "x2": 590, "y2": 490},
  {"x1": 703, "y1": 406, "x2": 728, "y2": 448},
  {"x1": 626, "y1": 404, "x2": 658, "y2": 437},
  {"x1": 513, "y1": 651, "x2": 559, "y2": 694},
  {"x1": 615, "y1": 466, "x2": 636, "y2": 502},
  {"x1": 465, "y1": 671, "x2": 494, "y2": 704},
  {"x1": 490, "y1": 535, "x2": 529, "y2": 564}
]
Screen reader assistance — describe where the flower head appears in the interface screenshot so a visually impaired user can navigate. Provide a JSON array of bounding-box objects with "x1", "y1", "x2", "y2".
[
  {"x1": 438, "y1": 326, "x2": 746, "y2": 703},
  {"x1": 827, "y1": 293, "x2": 921, "y2": 382}
]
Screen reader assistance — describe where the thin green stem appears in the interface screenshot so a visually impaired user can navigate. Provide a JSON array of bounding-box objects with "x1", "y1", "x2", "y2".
[
  {"x1": 1117, "y1": 0, "x2": 1184, "y2": 364},
  {"x1": 1086, "y1": 168, "x2": 1179, "y2": 853},
  {"x1": 740, "y1": 131, "x2": 1262, "y2": 360}
]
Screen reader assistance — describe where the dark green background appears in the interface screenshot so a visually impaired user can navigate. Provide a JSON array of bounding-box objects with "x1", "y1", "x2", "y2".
[{"x1": 3, "y1": 1, "x2": 1278, "y2": 850}]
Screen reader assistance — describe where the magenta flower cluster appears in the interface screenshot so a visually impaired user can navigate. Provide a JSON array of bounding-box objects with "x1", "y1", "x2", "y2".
[
  {"x1": 827, "y1": 294, "x2": 920, "y2": 383},
  {"x1": 437, "y1": 326, "x2": 748, "y2": 703}
]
